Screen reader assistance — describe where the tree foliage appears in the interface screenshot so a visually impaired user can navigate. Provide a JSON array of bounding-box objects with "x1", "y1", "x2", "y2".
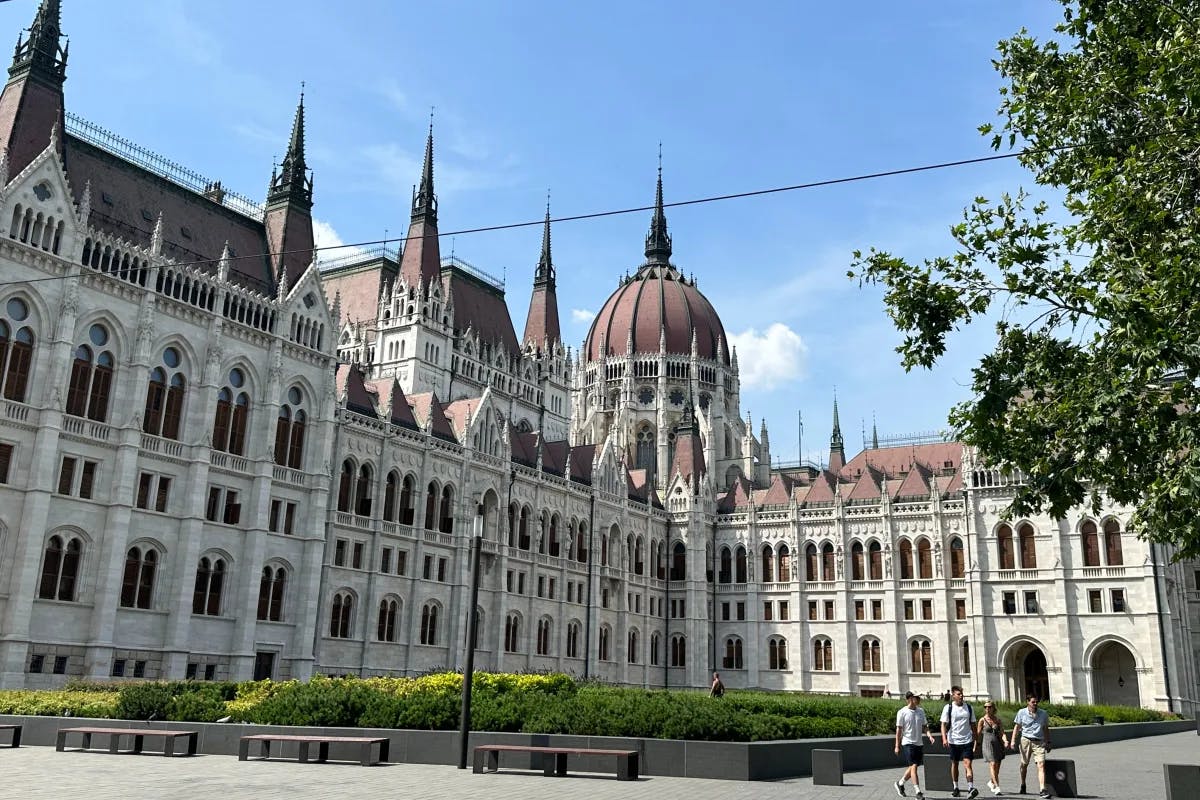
[{"x1": 850, "y1": 0, "x2": 1200, "y2": 557}]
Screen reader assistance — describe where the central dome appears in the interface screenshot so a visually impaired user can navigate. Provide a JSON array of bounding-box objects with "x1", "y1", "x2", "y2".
[{"x1": 584, "y1": 171, "x2": 730, "y2": 365}]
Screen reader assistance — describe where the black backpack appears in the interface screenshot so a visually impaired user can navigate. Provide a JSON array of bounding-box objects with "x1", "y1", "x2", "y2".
[{"x1": 943, "y1": 702, "x2": 975, "y2": 725}]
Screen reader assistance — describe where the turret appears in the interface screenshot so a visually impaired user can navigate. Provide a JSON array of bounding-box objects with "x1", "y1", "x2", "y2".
[
  {"x1": 263, "y1": 91, "x2": 316, "y2": 286},
  {"x1": 828, "y1": 395, "x2": 846, "y2": 473},
  {"x1": 521, "y1": 198, "x2": 561, "y2": 349},
  {"x1": 0, "y1": 1, "x2": 68, "y2": 175},
  {"x1": 398, "y1": 120, "x2": 441, "y2": 288}
]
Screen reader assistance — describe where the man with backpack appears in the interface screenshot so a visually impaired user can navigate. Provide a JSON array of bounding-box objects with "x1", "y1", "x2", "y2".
[{"x1": 940, "y1": 686, "x2": 979, "y2": 798}]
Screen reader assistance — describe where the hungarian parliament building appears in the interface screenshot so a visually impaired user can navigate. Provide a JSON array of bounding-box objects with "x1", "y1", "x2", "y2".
[{"x1": 0, "y1": 3, "x2": 1197, "y2": 715}]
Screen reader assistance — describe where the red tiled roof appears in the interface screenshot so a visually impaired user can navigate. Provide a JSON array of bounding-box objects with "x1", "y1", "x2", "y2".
[
  {"x1": 841, "y1": 442, "x2": 963, "y2": 481},
  {"x1": 541, "y1": 439, "x2": 569, "y2": 477},
  {"x1": 568, "y1": 444, "x2": 597, "y2": 485},
  {"x1": 627, "y1": 468, "x2": 651, "y2": 504},
  {"x1": 760, "y1": 473, "x2": 795, "y2": 505},
  {"x1": 718, "y1": 474, "x2": 754, "y2": 511},
  {"x1": 321, "y1": 264, "x2": 392, "y2": 327},
  {"x1": 670, "y1": 427, "x2": 706, "y2": 493},
  {"x1": 510, "y1": 426, "x2": 539, "y2": 467},
  {"x1": 398, "y1": 219, "x2": 441, "y2": 289},
  {"x1": 584, "y1": 264, "x2": 729, "y2": 364},
  {"x1": 894, "y1": 461, "x2": 933, "y2": 500},
  {"x1": 366, "y1": 377, "x2": 419, "y2": 429},
  {"x1": 522, "y1": 283, "x2": 560, "y2": 348},
  {"x1": 442, "y1": 397, "x2": 481, "y2": 441},
  {"x1": 338, "y1": 364, "x2": 377, "y2": 417},
  {"x1": 65, "y1": 137, "x2": 275, "y2": 295},
  {"x1": 804, "y1": 470, "x2": 838, "y2": 505},
  {"x1": 847, "y1": 465, "x2": 885, "y2": 502}
]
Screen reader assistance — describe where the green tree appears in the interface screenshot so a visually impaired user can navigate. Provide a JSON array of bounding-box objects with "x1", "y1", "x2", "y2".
[{"x1": 850, "y1": 1, "x2": 1200, "y2": 557}]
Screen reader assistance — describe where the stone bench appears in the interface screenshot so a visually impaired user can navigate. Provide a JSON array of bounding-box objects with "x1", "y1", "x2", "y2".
[
  {"x1": 238, "y1": 734, "x2": 390, "y2": 766},
  {"x1": 0, "y1": 723, "x2": 22, "y2": 748},
  {"x1": 472, "y1": 744, "x2": 638, "y2": 781},
  {"x1": 55, "y1": 726, "x2": 197, "y2": 756}
]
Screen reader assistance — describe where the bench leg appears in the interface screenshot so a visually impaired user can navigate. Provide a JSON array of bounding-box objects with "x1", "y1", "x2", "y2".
[
  {"x1": 298, "y1": 741, "x2": 310, "y2": 763},
  {"x1": 108, "y1": 734, "x2": 121, "y2": 755},
  {"x1": 555, "y1": 752, "x2": 569, "y2": 776},
  {"x1": 188, "y1": 733, "x2": 198, "y2": 756},
  {"x1": 488, "y1": 749, "x2": 499, "y2": 772},
  {"x1": 319, "y1": 742, "x2": 330, "y2": 763},
  {"x1": 542, "y1": 752, "x2": 556, "y2": 777},
  {"x1": 360, "y1": 742, "x2": 372, "y2": 767},
  {"x1": 9, "y1": 727, "x2": 21, "y2": 748},
  {"x1": 55, "y1": 730, "x2": 67, "y2": 752},
  {"x1": 472, "y1": 748, "x2": 486, "y2": 774},
  {"x1": 134, "y1": 734, "x2": 145, "y2": 755},
  {"x1": 238, "y1": 739, "x2": 250, "y2": 761},
  {"x1": 617, "y1": 753, "x2": 638, "y2": 781},
  {"x1": 262, "y1": 740, "x2": 272, "y2": 760},
  {"x1": 82, "y1": 733, "x2": 92, "y2": 750},
  {"x1": 379, "y1": 739, "x2": 389, "y2": 764}
]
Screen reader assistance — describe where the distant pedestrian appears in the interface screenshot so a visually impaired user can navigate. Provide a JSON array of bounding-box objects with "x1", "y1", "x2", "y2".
[
  {"x1": 709, "y1": 671, "x2": 724, "y2": 697},
  {"x1": 977, "y1": 700, "x2": 1009, "y2": 795},
  {"x1": 894, "y1": 691, "x2": 937, "y2": 800},
  {"x1": 940, "y1": 685, "x2": 978, "y2": 798},
  {"x1": 1009, "y1": 694, "x2": 1052, "y2": 798}
]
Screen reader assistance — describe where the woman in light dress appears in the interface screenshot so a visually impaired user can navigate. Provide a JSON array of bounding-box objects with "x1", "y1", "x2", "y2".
[{"x1": 977, "y1": 701, "x2": 1009, "y2": 795}]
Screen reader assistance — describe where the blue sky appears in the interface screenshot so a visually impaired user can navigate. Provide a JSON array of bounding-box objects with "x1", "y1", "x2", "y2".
[{"x1": 10, "y1": 0, "x2": 1067, "y2": 465}]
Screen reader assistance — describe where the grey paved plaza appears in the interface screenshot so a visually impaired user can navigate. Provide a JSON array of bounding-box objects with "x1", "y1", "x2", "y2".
[{"x1": 2, "y1": 731, "x2": 1196, "y2": 799}]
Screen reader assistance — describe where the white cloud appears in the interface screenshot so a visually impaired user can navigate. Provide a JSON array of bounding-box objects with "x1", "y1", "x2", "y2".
[
  {"x1": 728, "y1": 323, "x2": 809, "y2": 390},
  {"x1": 571, "y1": 308, "x2": 596, "y2": 324},
  {"x1": 313, "y1": 219, "x2": 365, "y2": 264}
]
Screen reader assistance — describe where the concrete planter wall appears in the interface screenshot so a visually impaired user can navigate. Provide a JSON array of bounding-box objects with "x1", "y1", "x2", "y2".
[{"x1": 1, "y1": 714, "x2": 1192, "y2": 781}]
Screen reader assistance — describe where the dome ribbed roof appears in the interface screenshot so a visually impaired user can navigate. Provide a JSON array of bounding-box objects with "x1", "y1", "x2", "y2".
[{"x1": 584, "y1": 263, "x2": 729, "y2": 364}]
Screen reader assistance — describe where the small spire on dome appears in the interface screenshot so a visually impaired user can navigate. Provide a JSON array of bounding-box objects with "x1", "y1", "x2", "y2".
[{"x1": 643, "y1": 147, "x2": 672, "y2": 265}]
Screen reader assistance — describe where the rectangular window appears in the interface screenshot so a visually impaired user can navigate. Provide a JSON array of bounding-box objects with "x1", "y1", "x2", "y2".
[
  {"x1": 283, "y1": 502, "x2": 296, "y2": 535},
  {"x1": 763, "y1": 601, "x2": 772, "y2": 621},
  {"x1": 538, "y1": 576, "x2": 546, "y2": 598},
  {"x1": 1088, "y1": 589, "x2": 1103, "y2": 613},
  {"x1": 778, "y1": 600, "x2": 789, "y2": 621},
  {"x1": 955, "y1": 598, "x2": 967, "y2": 620},
  {"x1": 79, "y1": 460, "x2": 97, "y2": 499},
  {"x1": 352, "y1": 542, "x2": 364, "y2": 570},
  {"x1": 137, "y1": 472, "x2": 154, "y2": 509},
  {"x1": 871, "y1": 599, "x2": 883, "y2": 620},
  {"x1": 518, "y1": 572, "x2": 526, "y2": 595},
  {"x1": 206, "y1": 487, "x2": 221, "y2": 521},
  {"x1": 52, "y1": 656, "x2": 68, "y2": 675},
  {"x1": 28, "y1": 654, "x2": 44, "y2": 673},
  {"x1": 808, "y1": 600, "x2": 818, "y2": 620},
  {"x1": 1111, "y1": 589, "x2": 1126, "y2": 613},
  {"x1": 155, "y1": 477, "x2": 170, "y2": 513},
  {"x1": 381, "y1": 547, "x2": 392, "y2": 574},
  {"x1": 921, "y1": 599, "x2": 933, "y2": 620},
  {"x1": 269, "y1": 499, "x2": 282, "y2": 532},
  {"x1": 548, "y1": 578, "x2": 556, "y2": 599},
  {"x1": 626, "y1": 592, "x2": 632, "y2": 610},
  {"x1": 396, "y1": 551, "x2": 407, "y2": 576},
  {"x1": 422, "y1": 555, "x2": 432, "y2": 579},
  {"x1": 855, "y1": 600, "x2": 865, "y2": 620},
  {"x1": 904, "y1": 599, "x2": 915, "y2": 620},
  {"x1": 506, "y1": 570, "x2": 514, "y2": 593},
  {"x1": 601, "y1": 588, "x2": 609, "y2": 608},
  {"x1": 223, "y1": 490, "x2": 240, "y2": 525},
  {"x1": 333, "y1": 539, "x2": 347, "y2": 566},
  {"x1": 824, "y1": 600, "x2": 834, "y2": 620},
  {"x1": 111, "y1": 659, "x2": 126, "y2": 678},
  {"x1": 133, "y1": 660, "x2": 146, "y2": 678},
  {"x1": 185, "y1": 662, "x2": 198, "y2": 681},
  {"x1": 0, "y1": 442, "x2": 12, "y2": 483},
  {"x1": 721, "y1": 602, "x2": 730, "y2": 621},
  {"x1": 1024, "y1": 590, "x2": 1038, "y2": 614},
  {"x1": 736, "y1": 601, "x2": 745, "y2": 621},
  {"x1": 57, "y1": 456, "x2": 76, "y2": 495},
  {"x1": 1002, "y1": 591, "x2": 1017, "y2": 615},
  {"x1": 437, "y1": 558, "x2": 447, "y2": 582},
  {"x1": 204, "y1": 664, "x2": 217, "y2": 681}
]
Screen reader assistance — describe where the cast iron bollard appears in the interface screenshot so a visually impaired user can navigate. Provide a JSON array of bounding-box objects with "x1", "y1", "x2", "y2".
[
  {"x1": 811, "y1": 748, "x2": 842, "y2": 786},
  {"x1": 1163, "y1": 764, "x2": 1200, "y2": 800},
  {"x1": 1044, "y1": 758, "x2": 1077, "y2": 798}
]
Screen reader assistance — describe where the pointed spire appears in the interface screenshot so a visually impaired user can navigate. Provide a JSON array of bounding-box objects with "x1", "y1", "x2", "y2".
[
  {"x1": 277, "y1": 265, "x2": 290, "y2": 299},
  {"x1": 872, "y1": 414, "x2": 879, "y2": 449},
  {"x1": 267, "y1": 87, "x2": 313, "y2": 209},
  {"x1": 218, "y1": 241, "x2": 231, "y2": 282},
  {"x1": 533, "y1": 192, "x2": 554, "y2": 287},
  {"x1": 0, "y1": 147, "x2": 8, "y2": 190},
  {"x1": 10, "y1": 0, "x2": 67, "y2": 84},
  {"x1": 76, "y1": 179, "x2": 91, "y2": 224},
  {"x1": 331, "y1": 289, "x2": 342, "y2": 328},
  {"x1": 150, "y1": 212, "x2": 164, "y2": 257},
  {"x1": 828, "y1": 392, "x2": 846, "y2": 473},
  {"x1": 643, "y1": 147, "x2": 672, "y2": 265},
  {"x1": 411, "y1": 113, "x2": 437, "y2": 224}
]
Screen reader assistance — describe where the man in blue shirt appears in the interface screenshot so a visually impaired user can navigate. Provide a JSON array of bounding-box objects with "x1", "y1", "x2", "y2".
[{"x1": 1009, "y1": 694, "x2": 1052, "y2": 798}]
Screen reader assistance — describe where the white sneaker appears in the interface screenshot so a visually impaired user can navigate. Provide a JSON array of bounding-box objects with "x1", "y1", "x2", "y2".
[
  {"x1": 987, "y1": 782, "x2": 996, "y2": 792},
  {"x1": 895, "y1": 780, "x2": 906, "y2": 797}
]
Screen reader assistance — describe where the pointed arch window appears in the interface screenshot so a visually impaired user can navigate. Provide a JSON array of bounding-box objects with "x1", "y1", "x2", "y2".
[
  {"x1": 504, "y1": 612, "x2": 521, "y2": 653},
  {"x1": 735, "y1": 545, "x2": 747, "y2": 582},
  {"x1": 336, "y1": 460, "x2": 354, "y2": 512},
  {"x1": 869, "y1": 540, "x2": 883, "y2": 580},
  {"x1": 257, "y1": 566, "x2": 287, "y2": 622},
  {"x1": 851, "y1": 542, "x2": 865, "y2": 581},
  {"x1": 761, "y1": 545, "x2": 774, "y2": 583},
  {"x1": 812, "y1": 636, "x2": 834, "y2": 671},
  {"x1": 723, "y1": 636, "x2": 744, "y2": 669},
  {"x1": 399, "y1": 475, "x2": 415, "y2": 525},
  {"x1": 420, "y1": 602, "x2": 439, "y2": 645},
  {"x1": 670, "y1": 541, "x2": 686, "y2": 581},
  {"x1": 1018, "y1": 523, "x2": 1037, "y2": 569},
  {"x1": 899, "y1": 539, "x2": 915, "y2": 579},
  {"x1": 1081, "y1": 520, "x2": 1100, "y2": 567},
  {"x1": 669, "y1": 634, "x2": 686, "y2": 667},
  {"x1": 0, "y1": 298, "x2": 35, "y2": 402},
  {"x1": 960, "y1": 637, "x2": 971, "y2": 675},
  {"x1": 143, "y1": 347, "x2": 186, "y2": 440},
  {"x1": 119, "y1": 546, "x2": 157, "y2": 609},
  {"x1": 39, "y1": 534, "x2": 82, "y2": 601},
  {"x1": 538, "y1": 618, "x2": 552, "y2": 656},
  {"x1": 634, "y1": 422, "x2": 655, "y2": 477},
  {"x1": 439, "y1": 485, "x2": 454, "y2": 533},
  {"x1": 66, "y1": 324, "x2": 115, "y2": 421},
  {"x1": 599, "y1": 624, "x2": 612, "y2": 661},
  {"x1": 910, "y1": 638, "x2": 933, "y2": 673},
  {"x1": 518, "y1": 506, "x2": 531, "y2": 550},
  {"x1": 566, "y1": 621, "x2": 581, "y2": 658},
  {"x1": 917, "y1": 538, "x2": 933, "y2": 579},
  {"x1": 274, "y1": 386, "x2": 307, "y2": 469},
  {"x1": 805, "y1": 543, "x2": 818, "y2": 582},
  {"x1": 377, "y1": 598, "x2": 399, "y2": 642},
  {"x1": 719, "y1": 547, "x2": 732, "y2": 583},
  {"x1": 192, "y1": 556, "x2": 225, "y2": 616},
  {"x1": 821, "y1": 542, "x2": 836, "y2": 581},
  {"x1": 383, "y1": 472, "x2": 398, "y2": 521},
  {"x1": 949, "y1": 537, "x2": 965, "y2": 578},
  {"x1": 767, "y1": 636, "x2": 788, "y2": 670},
  {"x1": 424, "y1": 482, "x2": 438, "y2": 529},
  {"x1": 997, "y1": 523, "x2": 1015, "y2": 569},
  {"x1": 1103, "y1": 519, "x2": 1124, "y2": 566},
  {"x1": 330, "y1": 591, "x2": 354, "y2": 638},
  {"x1": 626, "y1": 628, "x2": 638, "y2": 663},
  {"x1": 861, "y1": 637, "x2": 882, "y2": 672},
  {"x1": 649, "y1": 632, "x2": 660, "y2": 666},
  {"x1": 777, "y1": 544, "x2": 791, "y2": 582},
  {"x1": 212, "y1": 368, "x2": 250, "y2": 455}
]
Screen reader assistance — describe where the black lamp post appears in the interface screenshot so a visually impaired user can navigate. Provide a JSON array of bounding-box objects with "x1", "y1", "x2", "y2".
[{"x1": 457, "y1": 504, "x2": 485, "y2": 769}]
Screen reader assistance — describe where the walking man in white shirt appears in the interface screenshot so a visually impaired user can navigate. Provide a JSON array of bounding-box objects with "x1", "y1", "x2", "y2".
[
  {"x1": 895, "y1": 691, "x2": 937, "y2": 800},
  {"x1": 940, "y1": 685, "x2": 979, "y2": 798}
]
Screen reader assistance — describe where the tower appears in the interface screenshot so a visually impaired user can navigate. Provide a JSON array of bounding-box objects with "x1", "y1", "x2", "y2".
[
  {"x1": 0, "y1": 0, "x2": 68, "y2": 176},
  {"x1": 263, "y1": 91, "x2": 315, "y2": 288}
]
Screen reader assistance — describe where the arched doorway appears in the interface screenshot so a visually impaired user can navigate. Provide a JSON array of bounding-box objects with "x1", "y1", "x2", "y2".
[
  {"x1": 1004, "y1": 640, "x2": 1051, "y2": 701},
  {"x1": 1091, "y1": 641, "x2": 1140, "y2": 707},
  {"x1": 1023, "y1": 649, "x2": 1049, "y2": 701}
]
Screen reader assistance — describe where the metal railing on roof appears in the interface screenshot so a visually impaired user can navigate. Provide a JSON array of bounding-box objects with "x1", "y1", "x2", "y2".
[
  {"x1": 871, "y1": 430, "x2": 951, "y2": 449},
  {"x1": 442, "y1": 255, "x2": 504, "y2": 291},
  {"x1": 65, "y1": 112, "x2": 265, "y2": 221},
  {"x1": 317, "y1": 245, "x2": 400, "y2": 272}
]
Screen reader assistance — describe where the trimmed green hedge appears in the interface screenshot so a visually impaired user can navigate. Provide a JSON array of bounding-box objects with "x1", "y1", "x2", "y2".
[{"x1": 0, "y1": 673, "x2": 1176, "y2": 742}]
